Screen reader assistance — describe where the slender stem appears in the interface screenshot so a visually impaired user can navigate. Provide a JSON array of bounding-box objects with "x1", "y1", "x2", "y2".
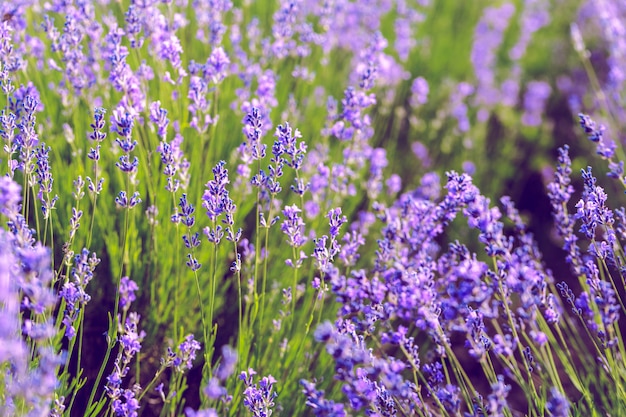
[
  {"x1": 193, "y1": 265, "x2": 210, "y2": 374},
  {"x1": 173, "y1": 199, "x2": 181, "y2": 343},
  {"x1": 234, "y1": 240, "x2": 244, "y2": 372},
  {"x1": 258, "y1": 225, "x2": 270, "y2": 350},
  {"x1": 85, "y1": 188, "x2": 131, "y2": 410}
]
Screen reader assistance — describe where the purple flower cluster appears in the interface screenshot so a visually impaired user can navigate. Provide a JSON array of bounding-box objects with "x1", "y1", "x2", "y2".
[
  {"x1": 468, "y1": 0, "x2": 552, "y2": 125},
  {"x1": 281, "y1": 205, "x2": 306, "y2": 249},
  {"x1": 105, "y1": 309, "x2": 145, "y2": 417},
  {"x1": 311, "y1": 208, "x2": 346, "y2": 278},
  {"x1": 522, "y1": 81, "x2": 551, "y2": 126},
  {"x1": 300, "y1": 379, "x2": 346, "y2": 417},
  {"x1": 578, "y1": 113, "x2": 623, "y2": 181},
  {"x1": 176, "y1": 193, "x2": 202, "y2": 271},
  {"x1": 588, "y1": 0, "x2": 626, "y2": 120},
  {"x1": 547, "y1": 145, "x2": 585, "y2": 276},
  {"x1": 0, "y1": 176, "x2": 60, "y2": 415},
  {"x1": 3, "y1": 1, "x2": 624, "y2": 415},
  {"x1": 306, "y1": 159, "x2": 573, "y2": 414},
  {"x1": 86, "y1": 107, "x2": 106, "y2": 195},
  {"x1": 34, "y1": 143, "x2": 58, "y2": 219},
  {"x1": 203, "y1": 161, "x2": 238, "y2": 245},
  {"x1": 240, "y1": 369, "x2": 278, "y2": 417},
  {"x1": 471, "y1": 3, "x2": 516, "y2": 120},
  {"x1": 409, "y1": 76, "x2": 429, "y2": 108},
  {"x1": 59, "y1": 248, "x2": 100, "y2": 339},
  {"x1": 205, "y1": 344, "x2": 237, "y2": 402},
  {"x1": 157, "y1": 132, "x2": 190, "y2": 193},
  {"x1": 161, "y1": 334, "x2": 202, "y2": 376},
  {"x1": 236, "y1": 107, "x2": 268, "y2": 191},
  {"x1": 41, "y1": 4, "x2": 98, "y2": 104},
  {"x1": 112, "y1": 108, "x2": 141, "y2": 209}
]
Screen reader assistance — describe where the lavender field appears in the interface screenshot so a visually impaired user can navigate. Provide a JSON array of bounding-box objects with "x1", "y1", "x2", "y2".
[{"x1": 1, "y1": 0, "x2": 625, "y2": 416}]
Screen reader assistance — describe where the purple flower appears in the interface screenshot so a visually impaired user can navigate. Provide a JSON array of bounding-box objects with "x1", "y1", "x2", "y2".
[
  {"x1": 578, "y1": 114, "x2": 618, "y2": 161},
  {"x1": 242, "y1": 107, "x2": 267, "y2": 161},
  {"x1": 42, "y1": 8, "x2": 97, "y2": 99},
  {"x1": 585, "y1": 261, "x2": 620, "y2": 332},
  {"x1": 575, "y1": 167, "x2": 614, "y2": 242},
  {"x1": 471, "y1": 4, "x2": 515, "y2": 115},
  {"x1": 240, "y1": 369, "x2": 278, "y2": 417},
  {"x1": 314, "y1": 321, "x2": 335, "y2": 342},
  {"x1": 50, "y1": 396, "x2": 66, "y2": 417},
  {"x1": 0, "y1": 229, "x2": 25, "y2": 356},
  {"x1": 176, "y1": 334, "x2": 202, "y2": 372},
  {"x1": 546, "y1": 387, "x2": 569, "y2": 417},
  {"x1": 87, "y1": 107, "x2": 107, "y2": 161},
  {"x1": 115, "y1": 154, "x2": 139, "y2": 173},
  {"x1": 11, "y1": 83, "x2": 44, "y2": 117},
  {"x1": 338, "y1": 231, "x2": 365, "y2": 267},
  {"x1": 124, "y1": 5, "x2": 143, "y2": 48},
  {"x1": 187, "y1": 76, "x2": 214, "y2": 133},
  {"x1": 274, "y1": 122, "x2": 307, "y2": 171},
  {"x1": 0, "y1": 175, "x2": 21, "y2": 217},
  {"x1": 149, "y1": 101, "x2": 169, "y2": 139},
  {"x1": 522, "y1": 346, "x2": 534, "y2": 373},
  {"x1": 204, "y1": 377, "x2": 227, "y2": 400},
  {"x1": 119, "y1": 276, "x2": 138, "y2": 310},
  {"x1": 385, "y1": 174, "x2": 402, "y2": 195},
  {"x1": 464, "y1": 307, "x2": 491, "y2": 358},
  {"x1": 521, "y1": 81, "x2": 551, "y2": 126},
  {"x1": 185, "y1": 408, "x2": 218, "y2": 417},
  {"x1": 18, "y1": 243, "x2": 56, "y2": 315},
  {"x1": 151, "y1": 27, "x2": 183, "y2": 70},
  {"x1": 60, "y1": 249, "x2": 97, "y2": 337},
  {"x1": 177, "y1": 193, "x2": 196, "y2": 228},
  {"x1": 112, "y1": 388, "x2": 140, "y2": 417},
  {"x1": 281, "y1": 204, "x2": 306, "y2": 248},
  {"x1": 409, "y1": 76, "x2": 429, "y2": 107},
  {"x1": 328, "y1": 208, "x2": 347, "y2": 240},
  {"x1": 14, "y1": 95, "x2": 40, "y2": 174},
  {"x1": 115, "y1": 191, "x2": 142, "y2": 209},
  {"x1": 435, "y1": 385, "x2": 461, "y2": 414},
  {"x1": 216, "y1": 344, "x2": 238, "y2": 380},
  {"x1": 120, "y1": 312, "x2": 144, "y2": 357},
  {"x1": 194, "y1": 0, "x2": 232, "y2": 45},
  {"x1": 186, "y1": 253, "x2": 202, "y2": 272},
  {"x1": 157, "y1": 133, "x2": 189, "y2": 192},
  {"x1": 203, "y1": 161, "x2": 237, "y2": 245},
  {"x1": 394, "y1": 9, "x2": 422, "y2": 62},
  {"x1": 487, "y1": 375, "x2": 510, "y2": 416},
  {"x1": 367, "y1": 148, "x2": 388, "y2": 198},
  {"x1": 0, "y1": 217, "x2": 61, "y2": 412},
  {"x1": 111, "y1": 108, "x2": 136, "y2": 144},
  {"x1": 547, "y1": 146, "x2": 585, "y2": 275},
  {"x1": 509, "y1": 0, "x2": 550, "y2": 61},
  {"x1": 543, "y1": 293, "x2": 560, "y2": 325},
  {"x1": 301, "y1": 379, "x2": 346, "y2": 417},
  {"x1": 269, "y1": 0, "x2": 306, "y2": 59},
  {"x1": 205, "y1": 47, "x2": 230, "y2": 84}
]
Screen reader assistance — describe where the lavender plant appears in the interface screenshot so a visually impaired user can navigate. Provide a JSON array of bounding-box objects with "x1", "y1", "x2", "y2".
[{"x1": 3, "y1": 0, "x2": 625, "y2": 416}]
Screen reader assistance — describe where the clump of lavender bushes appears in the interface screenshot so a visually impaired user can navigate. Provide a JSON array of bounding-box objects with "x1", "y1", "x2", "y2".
[{"x1": 0, "y1": 0, "x2": 624, "y2": 416}]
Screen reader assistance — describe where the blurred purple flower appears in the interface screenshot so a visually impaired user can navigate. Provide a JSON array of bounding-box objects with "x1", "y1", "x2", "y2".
[
  {"x1": 301, "y1": 379, "x2": 346, "y2": 417},
  {"x1": 522, "y1": 81, "x2": 551, "y2": 126},
  {"x1": 216, "y1": 344, "x2": 238, "y2": 380},
  {"x1": 546, "y1": 387, "x2": 569, "y2": 416},
  {"x1": 409, "y1": 76, "x2": 429, "y2": 108}
]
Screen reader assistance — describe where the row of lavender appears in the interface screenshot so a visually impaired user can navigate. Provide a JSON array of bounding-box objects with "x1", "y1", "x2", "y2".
[{"x1": 1, "y1": 0, "x2": 624, "y2": 416}]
